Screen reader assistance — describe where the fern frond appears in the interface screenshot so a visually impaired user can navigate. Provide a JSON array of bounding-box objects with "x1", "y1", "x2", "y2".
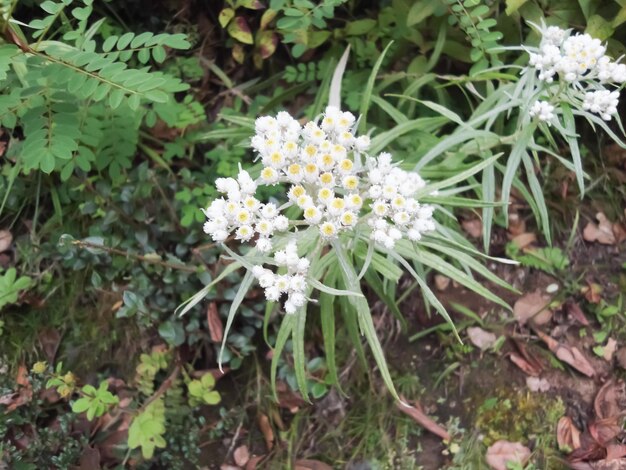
[{"x1": 102, "y1": 32, "x2": 191, "y2": 64}]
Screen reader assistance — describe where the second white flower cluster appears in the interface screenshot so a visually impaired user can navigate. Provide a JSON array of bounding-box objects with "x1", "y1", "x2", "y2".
[{"x1": 527, "y1": 23, "x2": 625, "y2": 122}]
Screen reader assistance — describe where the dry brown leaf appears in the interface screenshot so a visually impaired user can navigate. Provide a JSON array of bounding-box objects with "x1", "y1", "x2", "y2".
[
  {"x1": 38, "y1": 328, "x2": 61, "y2": 363},
  {"x1": 509, "y1": 212, "x2": 526, "y2": 236},
  {"x1": 234, "y1": 445, "x2": 250, "y2": 467},
  {"x1": 535, "y1": 330, "x2": 595, "y2": 377},
  {"x1": 0, "y1": 230, "x2": 12, "y2": 253},
  {"x1": 485, "y1": 440, "x2": 531, "y2": 470},
  {"x1": 603, "y1": 339, "x2": 618, "y2": 362},
  {"x1": 583, "y1": 213, "x2": 616, "y2": 245},
  {"x1": 462, "y1": 218, "x2": 482, "y2": 238},
  {"x1": 594, "y1": 381, "x2": 625, "y2": 420},
  {"x1": 77, "y1": 446, "x2": 101, "y2": 470},
  {"x1": 245, "y1": 455, "x2": 265, "y2": 470},
  {"x1": 583, "y1": 282, "x2": 603, "y2": 304},
  {"x1": 605, "y1": 444, "x2": 626, "y2": 461},
  {"x1": 511, "y1": 232, "x2": 537, "y2": 249},
  {"x1": 509, "y1": 353, "x2": 541, "y2": 376},
  {"x1": 514, "y1": 291, "x2": 552, "y2": 326},
  {"x1": 294, "y1": 459, "x2": 333, "y2": 470},
  {"x1": 467, "y1": 327, "x2": 497, "y2": 351},
  {"x1": 257, "y1": 414, "x2": 274, "y2": 451},
  {"x1": 613, "y1": 223, "x2": 626, "y2": 244},
  {"x1": 396, "y1": 396, "x2": 450, "y2": 441},
  {"x1": 616, "y1": 349, "x2": 626, "y2": 370},
  {"x1": 566, "y1": 302, "x2": 590, "y2": 326},
  {"x1": 4, "y1": 365, "x2": 33, "y2": 412},
  {"x1": 207, "y1": 302, "x2": 223, "y2": 343},
  {"x1": 276, "y1": 380, "x2": 306, "y2": 412},
  {"x1": 434, "y1": 274, "x2": 450, "y2": 291},
  {"x1": 557, "y1": 416, "x2": 582, "y2": 452},
  {"x1": 590, "y1": 417, "x2": 622, "y2": 446}
]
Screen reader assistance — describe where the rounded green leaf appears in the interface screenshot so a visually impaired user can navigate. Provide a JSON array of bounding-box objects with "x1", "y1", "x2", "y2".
[
  {"x1": 202, "y1": 390, "x2": 221, "y2": 405},
  {"x1": 227, "y1": 17, "x2": 254, "y2": 44}
]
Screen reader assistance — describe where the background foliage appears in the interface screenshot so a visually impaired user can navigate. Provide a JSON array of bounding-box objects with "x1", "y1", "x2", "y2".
[{"x1": 1, "y1": 0, "x2": 626, "y2": 468}]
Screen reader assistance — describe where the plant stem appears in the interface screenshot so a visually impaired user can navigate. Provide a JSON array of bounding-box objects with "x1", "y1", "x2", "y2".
[{"x1": 71, "y1": 240, "x2": 200, "y2": 273}]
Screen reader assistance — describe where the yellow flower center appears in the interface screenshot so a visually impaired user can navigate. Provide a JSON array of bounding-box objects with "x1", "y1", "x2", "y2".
[
  {"x1": 291, "y1": 185, "x2": 305, "y2": 198},
  {"x1": 318, "y1": 188, "x2": 333, "y2": 200},
  {"x1": 319, "y1": 173, "x2": 333, "y2": 185},
  {"x1": 261, "y1": 167, "x2": 276, "y2": 180},
  {"x1": 305, "y1": 145, "x2": 317, "y2": 157},
  {"x1": 304, "y1": 207, "x2": 318, "y2": 218},
  {"x1": 339, "y1": 159, "x2": 353, "y2": 171},
  {"x1": 350, "y1": 194, "x2": 363, "y2": 206},
  {"x1": 331, "y1": 198, "x2": 345, "y2": 210},
  {"x1": 236, "y1": 210, "x2": 250, "y2": 223},
  {"x1": 321, "y1": 222, "x2": 336, "y2": 236}
]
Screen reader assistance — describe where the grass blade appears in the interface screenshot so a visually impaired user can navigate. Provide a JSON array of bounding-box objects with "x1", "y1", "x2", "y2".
[{"x1": 359, "y1": 41, "x2": 393, "y2": 133}]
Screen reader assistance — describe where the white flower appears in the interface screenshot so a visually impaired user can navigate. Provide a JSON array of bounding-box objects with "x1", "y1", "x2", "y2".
[
  {"x1": 583, "y1": 89, "x2": 620, "y2": 120},
  {"x1": 319, "y1": 221, "x2": 338, "y2": 238},
  {"x1": 303, "y1": 205, "x2": 322, "y2": 224},
  {"x1": 265, "y1": 286, "x2": 281, "y2": 302},
  {"x1": 256, "y1": 238, "x2": 272, "y2": 253},
  {"x1": 235, "y1": 225, "x2": 254, "y2": 241},
  {"x1": 354, "y1": 135, "x2": 371, "y2": 151},
  {"x1": 211, "y1": 229, "x2": 228, "y2": 242},
  {"x1": 273, "y1": 215, "x2": 289, "y2": 231},
  {"x1": 529, "y1": 100, "x2": 555, "y2": 122},
  {"x1": 261, "y1": 203, "x2": 278, "y2": 219},
  {"x1": 260, "y1": 167, "x2": 279, "y2": 184},
  {"x1": 289, "y1": 292, "x2": 306, "y2": 308}
]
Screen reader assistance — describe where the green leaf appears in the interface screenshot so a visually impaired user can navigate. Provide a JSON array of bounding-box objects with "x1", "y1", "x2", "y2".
[
  {"x1": 407, "y1": 0, "x2": 438, "y2": 26},
  {"x1": 271, "y1": 315, "x2": 295, "y2": 399},
  {"x1": 71, "y1": 397, "x2": 91, "y2": 413},
  {"x1": 228, "y1": 17, "x2": 254, "y2": 44},
  {"x1": 345, "y1": 19, "x2": 377, "y2": 36},
  {"x1": 71, "y1": 6, "x2": 91, "y2": 20},
  {"x1": 586, "y1": 14, "x2": 614, "y2": 40},
  {"x1": 359, "y1": 41, "x2": 394, "y2": 133},
  {"x1": 561, "y1": 104, "x2": 585, "y2": 197},
  {"x1": 219, "y1": 269, "x2": 255, "y2": 367},
  {"x1": 320, "y1": 287, "x2": 340, "y2": 389},
  {"x1": 332, "y1": 241, "x2": 400, "y2": 401},
  {"x1": 158, "y1": 320, "x2": 186, "y2": 346},
  {"x1": 117, "y1": 32, "x2": 135, "y2": 50},
  {"x1": 219, "y1": 8, "x2": 235, "y2": 27},
  {"x1": 203, "y1": 390, "x2": 221, "y2": 405},
  {"x1": 293, "y1": 307, "x2": 309, "y2": 401}
]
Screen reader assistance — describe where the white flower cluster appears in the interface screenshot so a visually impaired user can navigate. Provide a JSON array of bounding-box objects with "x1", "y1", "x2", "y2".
[
  {"x1": 529, "y1": 28, "x2": 614, "y2": 83},
  {"x1": 203, "y1": 106, "x2": 435, "y2": 249},
  {"x1": 251, "y1": 107, "x2": 369, "y2": 241},
  {"x1": 527, "y1": 23, "x2": 624, "y2": 121},
  {"x1": 201, "y1": 107, "x2": 436, "y2": 313},
  {"x1": 251, "y1": 241, "x2": 310, "y2": 314},
  {"x1": 582, "y1": 90, "x2": 620, "y2": 121},
  {"x1": 528, "y1": 100, "x2": 555, "y2": 122},
  {"x1": 202, "y1": 166, "x2": 289, "y2": 251},
  {"x1": 366, "y1": 153, "x2": 435, "y2": 248}
]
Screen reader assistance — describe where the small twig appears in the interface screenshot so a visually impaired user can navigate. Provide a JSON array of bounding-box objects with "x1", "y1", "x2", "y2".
[
  {"x1": 71, "y1": 240, "x2": 200, "y2": 273},
  {"x1": 150, "y1": 174, "x2": 183, "y2": 233},
  {"x1": 139, "y1": 363, "x2": 181, "y2": 412},
  {"x1": 225, "y1": 418, "x2": 245, "y2": 462}
]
